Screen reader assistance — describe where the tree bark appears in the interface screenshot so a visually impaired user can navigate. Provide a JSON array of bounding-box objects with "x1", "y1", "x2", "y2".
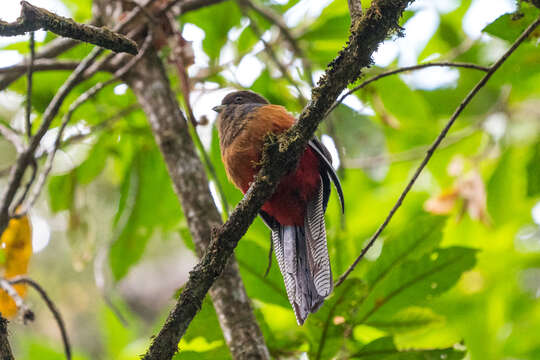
[
  {"x1": 0, "y1": 316, "x2": 14, "y2": 360},
  {"x1": 124, "y1": 49, "x2": 270, "y2": 360}
]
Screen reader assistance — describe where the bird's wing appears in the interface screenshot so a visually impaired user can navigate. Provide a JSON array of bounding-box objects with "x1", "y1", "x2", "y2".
[{"x1": 308, "y1": 139, "x2": 345, "y2": 213}]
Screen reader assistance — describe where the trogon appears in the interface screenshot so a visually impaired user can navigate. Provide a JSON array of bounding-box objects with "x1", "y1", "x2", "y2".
[{"x1": 213, "y1": 90, "x2": 344, "y2": 325}]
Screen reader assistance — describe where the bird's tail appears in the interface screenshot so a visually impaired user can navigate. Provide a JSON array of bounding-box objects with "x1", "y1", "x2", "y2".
[{"x1": 271, "y1": 183, "x2": 332, "y2": 325}]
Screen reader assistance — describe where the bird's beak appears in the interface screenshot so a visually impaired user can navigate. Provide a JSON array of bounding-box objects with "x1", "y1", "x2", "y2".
[{"x1": 213, "y1": 105, "x2": 225, "y2": 113}]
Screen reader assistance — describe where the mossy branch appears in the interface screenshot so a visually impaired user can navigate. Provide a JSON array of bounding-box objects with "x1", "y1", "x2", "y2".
[{"x1": 0, "y1": 1, "x2": 137, "y2": 54}]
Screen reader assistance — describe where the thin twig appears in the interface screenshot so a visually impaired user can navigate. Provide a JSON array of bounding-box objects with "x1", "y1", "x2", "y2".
[
  {"x1": 163, "y1": 0, "x2": 226, "y2": 15},
  {"x1": 10, "y1": 276, "x2": 71, "y2": 360},
  {"x1": 335, "y1": 15, "x2": 540, "y2": 287},
  {"x1": 0, "y1": 1, "x2": 137, "y2": 54},
  {"x1": 0, "y1": 124, "x2": 24, "y2": 153},
  {"x1": 59, "y1": 104, "x2": 140, "y2": 147},
  {"x1": 0, "y1": 59, "x2": 82, "y2": 74},
  {"x1": 344, "y1": 124, "x2": 478, "y2": 168},
  {"x1": 11, "y1": 158, "x2": 37, "y2": 214},
  {"x1": 25, "y1": 31, "x2": 35, "y2": 139},
  {"x1": 326, "y1": 62, "x2": 490, "y2": 118}
]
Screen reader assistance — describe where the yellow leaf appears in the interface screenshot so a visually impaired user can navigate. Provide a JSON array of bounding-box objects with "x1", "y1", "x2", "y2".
[{"x1": 0, "y1": 214, "x2": 32, "y2": 318}]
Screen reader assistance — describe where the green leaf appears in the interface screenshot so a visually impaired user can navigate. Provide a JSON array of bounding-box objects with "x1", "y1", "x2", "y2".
[
  {"x1": 419, "y1": 0, "x2": 472, "y2": 61},
  {"x1": 527, "y1": 140, "x2": 540, "y2": 197},
  {"x1": 182, "y1": 2, "x2": 242, "y2": 62},
  {"x1": 250, "y1": 69, "x2": 301, "y2": 112},
  {"x1": 374, "y1": 76, "x2": 432, "y2": 134},
  {"x1": 236, "y1": 240, "x2": 290, "y2": 309},
  {"x1": 26, "y1": 71, "x2": 70, "y2": 113},
  {"x1": 236, "y1": 26, "x2": 258, "y2": 54},
  {"x1": 306, "y1": 279, "x2": 368, "y2": 359},
  {"x1": 109, "y1": 148, "x2": 182, "y2": 281},
  {"x1": 48, "y1": 172, "x2": 76, "y2": 212},
  {"x1": 483, "y1": 5, "x2": 540, "y2": 43},
  {"x1": 210, "y1": 126, "x2": 243, "y2": 206},
  {"x1": 365, "y1": 215, "x2": 447, "y2": 287},
  {"x1": 76, "y1": 135, "x2": 109, "y2": 184},
  {"x1": 399, "y1": 11, "x2": 415, "y2": 26},
  {"x1": 101, "y1": 305, "x2": 136, "y2": 359},
  {"x1": 173, "y1": 345, "x2": 230, "y2": 360},
  {"x1": 22, "y1": 341, "x2": 89, "y2": 360},
  {"x1": 299, "y1": 0, "x2": 349, "y2": 67},
  {"x1": 365, "y1": 306, "x2": 444, "y2": 334},
  {"x1": 487, "y1": 149, "x2": 527, "y2": 225},
  {"x1": 351, "y1": 336, "x2": 466, "y2": 359},
  {"x1": 324, "y1": 103, "x2": 387, "y2": 177},
  {"x1": 177, "y1": 297, "x2": 230, "y2": 359},
  {"x1": 183, "y1": 297, "x2": 228, "y2": 343},
  {"x1": 301, "y1": 15, "x2": 351, "y2": 41},
  {"x1": 356, "y1": 247, "x2": 477, "y2": 323}
]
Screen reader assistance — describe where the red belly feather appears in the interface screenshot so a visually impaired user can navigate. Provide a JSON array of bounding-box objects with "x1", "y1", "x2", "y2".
[{"x1": 240, "y1": 147, "x2": 320, "y2": 226}]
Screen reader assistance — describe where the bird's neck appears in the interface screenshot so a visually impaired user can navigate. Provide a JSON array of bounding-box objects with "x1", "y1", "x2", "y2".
[{"x1": 218, "y1": 103, "x2": 263, "y2": 151}]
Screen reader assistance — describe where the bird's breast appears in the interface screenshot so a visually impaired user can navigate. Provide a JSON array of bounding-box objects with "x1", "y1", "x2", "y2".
[{"x1": 219, "y1": 104, "x2": 320, "y2": 225}]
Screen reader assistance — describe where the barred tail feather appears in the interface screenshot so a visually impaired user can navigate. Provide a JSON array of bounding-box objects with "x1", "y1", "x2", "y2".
[
  {"x1": 271, "y1": 181, "x2": 332, "y2": 325},
  {"x1": 305, "y1": 180, "x2": 333, "y2": 297}
]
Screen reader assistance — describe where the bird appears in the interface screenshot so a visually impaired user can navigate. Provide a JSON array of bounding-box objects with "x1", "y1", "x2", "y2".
[{"x1": 213, "y1": 90, "x2": 344, "y2": 325}]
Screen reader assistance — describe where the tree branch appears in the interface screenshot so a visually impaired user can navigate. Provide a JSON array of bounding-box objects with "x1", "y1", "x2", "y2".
[
  {"x1": 141, "y1": 0, "x2": 414, "y2": 358},
  {"x1": 25, "y1": 31, "x2": 35, "y2": 139},
  {"x1": 0, "y1": 37, "x2": 80, "y2": 91},
  {"x1": 165, "y1": 0, "x2": 227, "y2": 15},
  {"x1": 0, "y1": 1, "x2": 138, "y2": 54},
  {"x1": 0, "y1": 316, "x2": 14, "y2": 360},
  {"x1": 348, "y1": 0, "x2": 363, "y2": 21},
  {"x1": 0, "y1": 59, "x2": 111, "y2": 74},
  {"x1": 0, "y1": 124, "x2": 24, "y2": 153},
  {"x1": 335, "y1": 15, "x2": 540, "y2": 287}
]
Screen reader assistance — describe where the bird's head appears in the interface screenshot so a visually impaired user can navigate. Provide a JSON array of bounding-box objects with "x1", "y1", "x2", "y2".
[{"x1": 212, "y1": 90, "x2": 268, "y2": 113}]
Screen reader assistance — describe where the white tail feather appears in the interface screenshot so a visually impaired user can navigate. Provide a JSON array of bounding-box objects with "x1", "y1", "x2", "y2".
[{"x1": 305, "y1": 180, "x2": 333, "y2": 297}]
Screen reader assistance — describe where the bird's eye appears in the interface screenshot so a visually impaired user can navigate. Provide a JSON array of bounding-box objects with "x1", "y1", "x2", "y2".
[{"x1": 234, "y1": 96, "x2": 243, "y2": 104}]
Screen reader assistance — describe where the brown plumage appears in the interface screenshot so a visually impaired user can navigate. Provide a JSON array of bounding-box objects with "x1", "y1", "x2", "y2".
[{"x1": 214, "y1": 90, "x2": 344, "y2": 324}]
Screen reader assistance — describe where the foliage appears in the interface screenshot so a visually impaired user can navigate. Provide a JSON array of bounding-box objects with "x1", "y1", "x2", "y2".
[{"x1": 0, "y1": 0, "x2": 540, "y2": 359}]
